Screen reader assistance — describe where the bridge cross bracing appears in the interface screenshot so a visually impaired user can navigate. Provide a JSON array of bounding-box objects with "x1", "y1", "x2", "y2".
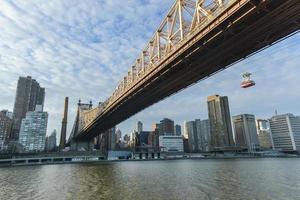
[{"x1": 68, "y1": 0, "x2": 230, "y2": 141}]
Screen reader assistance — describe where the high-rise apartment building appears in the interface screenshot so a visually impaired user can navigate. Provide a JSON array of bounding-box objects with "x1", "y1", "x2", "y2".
[
  {"x1": 12, "y1": 76, "x2": 45, "y2": 140},
  {"x1": 199, "y1": 119, "x2": 211, "y2": 151},
  {"x1": 0, "y1": 110, "x2": 13, "y2": 150},
  {"x1": 232, "y1": 114, "x2": 259, "y2": 152},
  {"x1": 184, "y1": 119, "x2": 211, "y2": 152},
  {"x1": 184, "y1": 121, "x2": 198, "y2": 152},
  {"x1": 195, "y1": 119, "x2": 202, "y2": 151},
  {"x1": 19, "y1": 105, "x2": 48, "y2": 152},
  {"x1": 160, "y1": 118, "x2": 175, "y2": 135},
  {"x1": 207, "y1": 95, "x2": 234, "y2": 149},
  {"x1": 269, "y1": 114, "x2": 300, "y2": 151}
]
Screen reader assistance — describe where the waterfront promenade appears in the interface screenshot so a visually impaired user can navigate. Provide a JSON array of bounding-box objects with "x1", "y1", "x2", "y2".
[{"x1": 0, "y1": 151, "x2": 298, "y2": 167}]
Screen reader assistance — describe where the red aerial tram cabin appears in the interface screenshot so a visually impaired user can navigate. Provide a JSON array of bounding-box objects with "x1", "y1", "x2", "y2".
[{"x1": 241, "y1": 72, "x2": 255, "y2": 88}]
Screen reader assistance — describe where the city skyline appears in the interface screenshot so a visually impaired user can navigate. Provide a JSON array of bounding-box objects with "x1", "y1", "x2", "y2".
[
  {"x1": 0, "y1": 1, "x2": 300, "y2": 139},
  {"x1": 0, "y1": 1, "x2": 300, "y2": 199}
]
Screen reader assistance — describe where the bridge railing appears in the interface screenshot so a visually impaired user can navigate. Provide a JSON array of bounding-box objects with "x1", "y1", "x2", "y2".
[{"x1": 105, "y1": 1, "x2": 233, "y2": 107}]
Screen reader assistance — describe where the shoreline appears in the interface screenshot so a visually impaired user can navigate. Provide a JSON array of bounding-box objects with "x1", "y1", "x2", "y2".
[{"x1": 0, "y1": 155, "x2": 299, "y2": 168}]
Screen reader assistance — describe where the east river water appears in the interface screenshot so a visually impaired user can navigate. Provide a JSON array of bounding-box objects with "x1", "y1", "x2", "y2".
[{"x1": 0, "y1": 158, "x2": 299, "y2": 200}]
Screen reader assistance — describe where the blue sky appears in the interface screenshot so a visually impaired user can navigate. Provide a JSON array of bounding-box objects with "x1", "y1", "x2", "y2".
[{"x1": 0, "y1": 0, "x2": 299, "y2": 139}]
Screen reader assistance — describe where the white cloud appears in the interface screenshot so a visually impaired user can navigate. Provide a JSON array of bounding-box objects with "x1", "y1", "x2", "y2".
[{"x1": 0, "y1": 0, "x2": 173, "y2": 139}]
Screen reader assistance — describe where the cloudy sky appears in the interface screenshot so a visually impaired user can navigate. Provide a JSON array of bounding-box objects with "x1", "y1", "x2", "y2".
[{"x1": 0, "y1": 0, "x2": 299, "y2": 140}]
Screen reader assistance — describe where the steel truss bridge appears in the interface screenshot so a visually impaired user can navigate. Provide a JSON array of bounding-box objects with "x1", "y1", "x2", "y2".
[{"x1": 68, "y1": 0, "x2": 300, "y2": 143}]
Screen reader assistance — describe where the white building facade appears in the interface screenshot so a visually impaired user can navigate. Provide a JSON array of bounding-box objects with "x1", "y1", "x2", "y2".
[
  {"x1": 19, "y1": 106, "x2": 48, "y2": 152},
  {"x1": 269, "y1": 114, "x2": 300, "y2": 151},
  {"x1": 159, "y1": 136, "x2": 184, "y2": 152}
]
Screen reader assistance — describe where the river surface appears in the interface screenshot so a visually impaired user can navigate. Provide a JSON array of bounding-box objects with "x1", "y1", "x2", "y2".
[{"x1": 0, "y1": 158, "x2": 299, "y2": 200}]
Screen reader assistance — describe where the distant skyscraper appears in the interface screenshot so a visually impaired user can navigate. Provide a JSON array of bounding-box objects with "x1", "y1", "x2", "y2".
[
  {"x1": 160, "y1": 118, "x2": 175, "y2": 135},
  {"x1": 269, "y1": 114, "x2": 300, "y2": 151},
  {"x1": 184, "y1": 121, "x2": 198, "y2": 152},
  {"x1": 116, "y1": 128, "x2": 122, "y2": 143},
  {"x1": 0, "y1": 110, "x2": 13, "y2": 150},
  {"x1": 130, "y1": 131, "x2": 136, "y2": 148},
  {"x1": 175, "y1": 124, "x2": 182, "y2": 136},
  {"x1": 107, "y1": 127, "x2": 116, "y2": 150},
  {"x1": 136, "y1": 121, "x2": 143, "y2": 133},
  {"x1": 207, "y1": 95, "x2": 234, "y2": 149},
  {"x1": 195, "y1": 119, "x2": 202, "y2": 151},
  {"x1": 199, "y1": 119, "x2": 211, "y2": 152},
  {"x1": 19, "y1": 105, "x2": 48, "y2": 151},
  {"x1": 12, "y1": 76, "x2": 45, "y2": 140},
  {"x1": 232, "y1": 114, "x2": 259, "y2": 152},
  {"x1": 46, "y1": 130, "x2": 57, "y2": 151}
]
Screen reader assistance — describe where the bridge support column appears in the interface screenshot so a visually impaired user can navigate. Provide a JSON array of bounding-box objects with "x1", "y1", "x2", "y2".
[{"x1": 70, "y1": 139, "x2": 94, "y2": 151}]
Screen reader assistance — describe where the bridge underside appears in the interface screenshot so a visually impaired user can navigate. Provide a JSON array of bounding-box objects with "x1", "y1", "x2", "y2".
[{"x1": 76, "y1": 0, "x2": 300, "y2": 141}]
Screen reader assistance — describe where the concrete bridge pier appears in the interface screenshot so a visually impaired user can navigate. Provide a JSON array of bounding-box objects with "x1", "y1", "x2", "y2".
[{"x1": 70, "y1": 139, "x2": 94, "y2": 151}]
